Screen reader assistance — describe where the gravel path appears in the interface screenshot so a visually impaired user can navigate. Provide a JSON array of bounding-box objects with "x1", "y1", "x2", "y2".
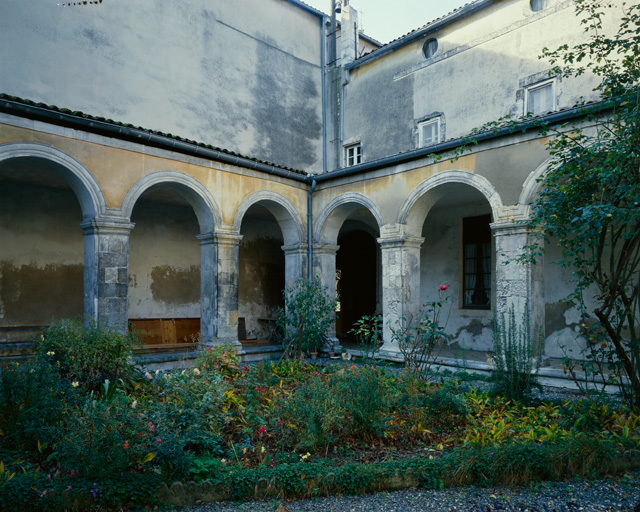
[{"x1": 176, "y1": 472, "x2": 640, "y2": 512}]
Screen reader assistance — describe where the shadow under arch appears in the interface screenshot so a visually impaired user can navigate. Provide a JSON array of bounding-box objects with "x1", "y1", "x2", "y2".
[
  {"x1": 121, "y1": 171, "x2": 221, "y2": 233},
  {"x1": 398, "y1": 170, "x2": 504, "y2": 236},
  {"x1": 232, "y1": 190, "x2": 305, "y2": 246},
  {"x1": 314, "y1": 192, "x2": 384, "y2": 245},
  {"x1": 0, "y1": 141, "x2": 107, "y2": 220}
]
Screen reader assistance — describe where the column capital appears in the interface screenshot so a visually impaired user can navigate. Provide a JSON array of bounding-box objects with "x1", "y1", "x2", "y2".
[
  {"x1": 314, "y1": 243, "x2": 340, "y2": 256},
  {"x1": 80, "y1": 216, "x2": 135, "y2": 236},
  {"x1": 208, "y1": 230, "x2": 244, "y2": 246},
  {"x1": 281, "y1": 242, "x2": 309, "y2": 255},
  {"x1": 377, "y1": 236, "x2": 424, "y2": 250},
  {"x1": 490, "y1": 221, "x2": 531, "y2": 237}
]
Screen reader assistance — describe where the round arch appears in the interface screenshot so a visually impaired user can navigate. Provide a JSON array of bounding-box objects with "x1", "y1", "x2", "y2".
[
  {"x1": 398, "y1": 170, "x2": 503, "y2": 236},
  {"x1": 232, "y1": 190, "x2": 305, "y2": 246},
  {"x1": 314, "y1": 192, "x2": 384, "y2": 244},
  {"x1": 0, "y1": 141, "x2": 107, "y2": 220},
  {"x1": 120, "y1": 171, "x2": 221, "y2": 233},
  {"x1": 519, "y1": 159, "x2": 551, "y2": 209}
]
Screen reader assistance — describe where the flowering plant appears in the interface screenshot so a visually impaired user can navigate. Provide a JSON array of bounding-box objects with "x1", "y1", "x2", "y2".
[{"x1": 393, "y1": 285, "x2": 452, "y2": 379}]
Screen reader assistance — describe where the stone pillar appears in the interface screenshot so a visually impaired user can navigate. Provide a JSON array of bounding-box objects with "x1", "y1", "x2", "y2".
[
  {"x1": 197, "y1": 233, "x2": 217, "y2": 346},
  {"x1": 377, "y1": 227, "x2": 424, "y2": 353},
  {"x1": 81, "y1": 216, "x2": 134, "y2": 333},
  {"x1": 213, "y1": 231, "x2": 243, "y2": 347},
  {"x1": 282, "y1": 243, "x2": 308, "y2": 287},
  {"x1": 313, "y1": 243, "x2": 339, "y2": 345},
  {"x1": 491, "y1": 222, "x2": 544, "y2": 337}
]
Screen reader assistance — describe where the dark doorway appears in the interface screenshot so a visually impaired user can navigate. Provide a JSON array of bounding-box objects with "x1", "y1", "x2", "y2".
[{"x1": 335, "y1": 230, "x2": 377, "y2": 338}]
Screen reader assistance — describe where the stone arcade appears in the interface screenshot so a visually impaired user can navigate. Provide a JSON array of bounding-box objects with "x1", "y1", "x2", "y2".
[{"x1": 0, "y1": 0, "x2": 624, "y2": 363}]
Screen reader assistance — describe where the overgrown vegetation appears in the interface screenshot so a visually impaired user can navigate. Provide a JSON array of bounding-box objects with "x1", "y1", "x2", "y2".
[
  {"x1": 491, "y1": 305, "x2": 543, "y2": 403},
  {"x1": 522, "y1": 0, "x2": 640, "y2": 411},
  {"x1": 2, "y1": 319, "x2": 639, "y2": 510},
  {"x1": 278, "y1": 276, "x2": 338, "y2": 358}
]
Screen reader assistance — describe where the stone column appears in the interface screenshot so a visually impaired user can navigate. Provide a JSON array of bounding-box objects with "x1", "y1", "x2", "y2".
[
  {"x1": 282, "y1": 243, "x2": 308, "y2": 287},
  {"x1": 313, "y1": 243, "x2": 340, "y2": 346},
  {"x1": 377, "y1": 227, "x2": 424, "y2": 353},
  {"x1": 213, "y1": 231, "x2": 243, "y2": 347},
  {"x1": 197, "y1": 233, "x2": 217, "y2": 346},
  {"x1": 81, "y1": 216, "x2": 134, "y2": 333},
  {"x1": 491, "y1": 222, "x2": 544, "y2": 337}
]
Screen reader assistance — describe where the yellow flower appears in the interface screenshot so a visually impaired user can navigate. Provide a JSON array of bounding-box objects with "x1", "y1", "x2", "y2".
[
  {"x1": 71, "y1": 381, "x2": 79, "y2": 388},
  {"x1": 46, "y1": 351, "x2": 55, "y2": 356}
]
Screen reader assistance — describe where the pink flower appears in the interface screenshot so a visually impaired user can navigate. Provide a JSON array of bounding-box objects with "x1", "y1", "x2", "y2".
[
  {"x1": 123, "y1": 440, "x2": 129, "y2": 450},
  {"x1": 148, "y1": 422, "x2": 155, "y2": 432},
  {"x1": 439, "y1": 284, "x2": 448, "y2": 291},
  {"x1": 259, "y1": 426, "x2": 267, "y2": 434},
  {"x1": 156, "y1": 438, "x2": 161, "y2": 445},
  {"x1": 242, "y1": 365, "x2": 250, "y2": 371}
]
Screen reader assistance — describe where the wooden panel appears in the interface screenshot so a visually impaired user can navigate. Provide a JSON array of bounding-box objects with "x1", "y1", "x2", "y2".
[
  {"x1": 175, "y1": 318, "x2": 200, "y2": 343},
  {"x1": 129, "y1": 319, "x2": 163, "y2": 345},
  {"x1": 130, "y1": 318, "x2": 199, "y2": 345}
]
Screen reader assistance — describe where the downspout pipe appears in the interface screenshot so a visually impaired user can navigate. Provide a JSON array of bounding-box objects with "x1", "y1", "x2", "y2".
[{"x1": 307, "y1": 179, "x2": 317, "y2": 280}]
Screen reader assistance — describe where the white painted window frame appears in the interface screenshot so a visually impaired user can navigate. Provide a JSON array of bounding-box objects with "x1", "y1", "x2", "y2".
[
  {"x1": 524, "y1": 78, "x2": 556, "y2": 116},
  {"x1": 418, "y1": 117, "x2": 441, "y2": 147},
  {"x1": 344, "y1": 143, "x2": 362, "y2": 167}
]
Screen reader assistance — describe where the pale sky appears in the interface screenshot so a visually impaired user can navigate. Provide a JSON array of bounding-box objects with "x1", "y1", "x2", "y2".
[{"x1": 303, "y1": 0, "x2": 472, "y2": 44}]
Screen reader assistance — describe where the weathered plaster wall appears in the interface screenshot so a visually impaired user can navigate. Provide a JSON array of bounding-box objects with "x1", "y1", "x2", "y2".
[
  {"x1": 0, "y1": 182, "x2": 83, "y2": 326},
  {"x1": 341, "y1": 0, "x2": 623, "y2": 165},
  {"x1": 542, "y1": 239, "x2": 595, "y2": 360},
  {"x1": 128, "y1": 201, "x2": 201, "y2": 319},
  {"x1": 0, "y1": 0, "x2": 324, "y2": 171},
  {"x1": 420, "y1": 203, "x2": 494, "y2": 352},
  {"x1": 238, "y1": 215, "x2": 285, "y2": 338},
  {"x1": 0, "y1": 121, "x2": 309, "y2": 225}
]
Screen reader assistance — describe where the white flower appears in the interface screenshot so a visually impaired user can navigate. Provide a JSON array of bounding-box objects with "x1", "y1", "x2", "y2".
[
  {"x1": 144, "y1": 372, "x2": 152, "y2": 379},
  {"x1": 46, "y1": 351, "x2": 55, "y2": 356},
  {"x1": 131, "y1": 400, "x2": 138, "y2": 409},
  {"x1": 193, "y1": 368, "x2": 201, "y2": 376},
  {"x1": 71, "y1": 381, "x2": 79, "y2": 388}
]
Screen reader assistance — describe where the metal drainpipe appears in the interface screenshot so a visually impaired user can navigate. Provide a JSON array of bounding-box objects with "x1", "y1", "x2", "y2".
[{"x1": 307, "y1": 179, "x2": 317, "y2": 280}]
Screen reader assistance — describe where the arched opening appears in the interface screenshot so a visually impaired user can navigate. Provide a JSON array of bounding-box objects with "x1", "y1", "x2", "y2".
[
  {"x1": 418, "y1": 183, "x2": 494, "y2": 352},
  {"x1": 238, "y1": 204, "x2": 285, "y2": 343},
  {"x1": 0, "y1": 154, "x2": 88, "y2": 341},
  {"x1": 336, "y1": 229, "x2": 378, "y2": 338},
  {"x1": 128, "y1": 184, "x2": 201, "y2": 347}
]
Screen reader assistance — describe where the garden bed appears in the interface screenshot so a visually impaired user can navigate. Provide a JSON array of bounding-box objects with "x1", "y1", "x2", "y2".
[{"x1": 1, "y1": 321, "x2": 639, "y2": 511}]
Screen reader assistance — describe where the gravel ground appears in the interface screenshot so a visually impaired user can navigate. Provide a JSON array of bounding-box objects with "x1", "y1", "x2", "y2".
[{"x1": 176, "y1": 472, "x2": 640, "y2": 512}]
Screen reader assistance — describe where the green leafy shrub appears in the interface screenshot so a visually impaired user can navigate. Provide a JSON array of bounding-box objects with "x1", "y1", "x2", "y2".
[
  {"x1": 36, "y1": 319, "x2": 137, "y2": 391},
  {"x1": 0, "y1": 360, "x2": 73, "y2": 453},
  {"x1": 491, "y1": 305, "x2": 542, "y2": 403},
  {"x1": 278, "y1": 276, "x2": 338, "y2": 358},
  {"x1": 149, "y1": 368, "x2": 229, "y2": 458}
]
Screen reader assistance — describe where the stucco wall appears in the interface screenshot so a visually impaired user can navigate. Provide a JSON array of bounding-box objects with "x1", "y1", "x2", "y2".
[
  {"x1": 0, "y1": 0, "x2": 324, "y2": 171},
  {"x1": 0, "y1": 182, "x2": 84, "y2": 326},
  {"x1": 341, "y1": 0, "x2": 623, "y2": 166},
  {"x1": 238, "y1": 216, "x2": 285, "y2": 338},
  {"x1": 420, "y1": 203, "x2": 494, "y2": 352},
  {"x1": 128, "y1": 201, "x2": 201, "y2": 319}
]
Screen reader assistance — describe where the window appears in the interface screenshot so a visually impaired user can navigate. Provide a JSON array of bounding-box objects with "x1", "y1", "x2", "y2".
[
  {"x1": 463, "y1": 215, "x2": 491, "y2": 309},
  {"x1": 344, "y1": 143, "x2": 361, "y2": 167},
  {"x1": 423, "y1": 38, "x2": 438, "y2": 59},
  {"x1": 525, "y1": 79, "x2": 555, "y2": 115},
  {"x1": 418, "y1": 118, "x2": 440, "y2": 147},
  {"x1": 530, "y1": 0, "x2": 545, "y2": 12}
]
